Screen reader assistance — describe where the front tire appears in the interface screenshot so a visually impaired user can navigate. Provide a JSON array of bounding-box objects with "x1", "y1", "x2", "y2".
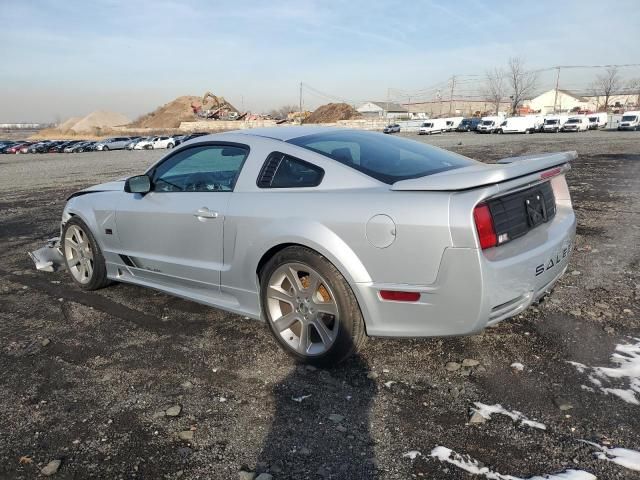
[
  {"x1": 259, "y1": 246, "x2": 366, "y2": 367},
  {"x1": 62, "y1": 217, "x2": 110, "y2": 290},
  {"x1": 167, "y1": 143, "x2": 174, "y2": 149}
]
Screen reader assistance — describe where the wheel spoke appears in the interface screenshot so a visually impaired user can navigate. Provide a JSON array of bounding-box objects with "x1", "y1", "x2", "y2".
[
  {"x1": 79, "y1": 263, "x2": 87, "y2": 279},
  {"x1": 311, "y1": 317, "x2": 333, "y2": 345},
  {"x1": 314, "y1": 301, "x2": 338, "y2": 317},
  {"x1": 285, "y1": 267, "x2": 303, "y2": 294},
  {"x1": 85, "y1": 260, "x2": 94, "y2": 278},
  {"x1": 297, "y1": 322, "x2": 310, "y2": 354},
  {"x1": 267, "y1": 286, "x2": 294, "y2": 305},
  {"x1": 305, "y1": 272, "x2": 321, "y2": 295},
  {"x1": 273, "y1": 311, "x2": 298, "y2": 332}
]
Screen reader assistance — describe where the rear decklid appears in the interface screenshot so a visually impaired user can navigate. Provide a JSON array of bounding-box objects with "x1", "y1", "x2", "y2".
[{"x1": 391, "y1": 151, "x2": 575, "y2": 191}]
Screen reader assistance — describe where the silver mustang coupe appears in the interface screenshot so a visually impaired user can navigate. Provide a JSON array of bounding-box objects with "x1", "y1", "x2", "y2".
[{"x1": 31, "y1": 127, "x2": 576, "y2": 366}]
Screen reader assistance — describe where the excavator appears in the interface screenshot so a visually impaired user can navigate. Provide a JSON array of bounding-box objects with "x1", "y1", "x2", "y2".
[{"x1": 191, "y1": 91, "x2": 241, "y2": 120}]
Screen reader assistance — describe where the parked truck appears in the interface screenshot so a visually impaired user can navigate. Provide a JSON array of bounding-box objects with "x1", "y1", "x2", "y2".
[
  {"x1": 617, "y1": 111, "x2": 640, "y2": 131},
  {"x1": 587, "y1": 112, "x2": 608, "y2": 130},
  {"x1": 476, "y1": 116, "x2": 503, "y2": 133},
  {"x1": 501, "y1": 115, "x2": 543, "y2": 134},
  {"x1": 443, "y1": 116, "x2": 464, "y2": 131},
  {"x1": 561, "y1": 115, "x2": 589, "y2": 132},
  {"x1": 418, "y1": 119, "x2": 447, "y2": 135},
  {"x1": 542, "y1": 115, "x2": 569, "y2": 133}
]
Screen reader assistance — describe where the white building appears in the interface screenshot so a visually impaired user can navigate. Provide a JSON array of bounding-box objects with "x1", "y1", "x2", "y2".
[
  {"x1": 526, "y1": 89, "x2": 594, "y2": 114},
  {"x1": 357, "y1": 101, "x2": 408, "y2": 119}
]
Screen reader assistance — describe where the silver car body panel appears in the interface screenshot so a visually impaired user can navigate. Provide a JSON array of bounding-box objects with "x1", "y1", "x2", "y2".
[{"x1": 34, "y1": 127, "x2": 576, "y2": 337}]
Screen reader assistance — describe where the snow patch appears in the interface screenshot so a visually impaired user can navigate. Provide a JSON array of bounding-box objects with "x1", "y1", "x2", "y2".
[
  {"x1": 472, "y1": 402, "x2": 546, "y2": 430},
  {"x1": 291, "y1": 394, "x2": 311, "y2": 403},
  {"x1": 581, "y1": 440, "x2": 640, "y2": 471},
  {"x1": 511, "y1": 362, "x2": 525, "y2": 371},
  {"x1": 430, "y1": 446, "x2": 596, "y2": 480},
  {"x1": 402, "y1": 450, "x2": 421, "y2": 460},
  {"x1": 568, "y1": 337, "x2": 640, "y2": 404}
]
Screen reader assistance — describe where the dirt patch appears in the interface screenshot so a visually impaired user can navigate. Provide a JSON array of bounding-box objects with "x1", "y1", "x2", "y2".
[{"x1": 303, "y1": 103, "x2": 362, "y2": 124}]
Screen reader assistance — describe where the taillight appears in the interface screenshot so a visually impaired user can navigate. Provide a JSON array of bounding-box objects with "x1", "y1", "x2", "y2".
[{"x1": 473, "y1": 204, "x2": 497, "y2": 250}]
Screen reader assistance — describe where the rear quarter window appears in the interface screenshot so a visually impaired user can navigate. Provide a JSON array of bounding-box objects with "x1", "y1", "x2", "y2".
[{"x1": 287, "y1": 130, "x2": 474, "y2": 184}]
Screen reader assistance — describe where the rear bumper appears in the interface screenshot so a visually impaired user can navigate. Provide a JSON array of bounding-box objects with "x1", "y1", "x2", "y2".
[{"x1": 355, "y1": 206, "x2": 576, "y2": 337}]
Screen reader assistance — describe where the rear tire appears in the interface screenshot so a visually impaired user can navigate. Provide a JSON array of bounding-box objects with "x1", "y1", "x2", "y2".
[
  {"x1": 62, "y1": 217, "x2": 110, "y2": 291},
  {"x1": 259, "y1": 246, "x2": 366, "y2": 367}
]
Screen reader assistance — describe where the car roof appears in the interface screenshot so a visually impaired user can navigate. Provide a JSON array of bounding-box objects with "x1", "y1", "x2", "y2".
[{"x1": 230, "y1": 126, "x2": 342, "y2": 141}]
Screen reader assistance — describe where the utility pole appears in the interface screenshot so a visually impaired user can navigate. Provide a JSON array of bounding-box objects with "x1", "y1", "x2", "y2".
[
  {"x1": 552, "y1": 67, "x2": 561, "y2": 113},
  {"x1": 449, "y1": 75, "x2": 456, "y2": 115},
  {"x1": 386, "y1": 88, "x2": 390, "y2": 122},
  {"x1": 299, "y1": 82, "x2": 303, "y2": 114}
]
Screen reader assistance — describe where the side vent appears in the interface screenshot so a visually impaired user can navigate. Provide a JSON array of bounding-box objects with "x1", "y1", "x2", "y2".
[
  {"x1": 119, "y1": 255, "x2": 138, "y2": 268},
  {"x1": 257, "y1": 153, "x2": 284, "y2": 188}
]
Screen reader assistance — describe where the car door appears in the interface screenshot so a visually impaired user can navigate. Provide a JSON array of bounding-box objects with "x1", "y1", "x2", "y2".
[{"x1": 114, "y1": 143, "x2": 250, "y2": 290}]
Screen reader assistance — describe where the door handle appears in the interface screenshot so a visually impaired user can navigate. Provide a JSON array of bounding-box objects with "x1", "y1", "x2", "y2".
[{"x1": 193, "y1": 207, "x2": 219, "y2": 219}]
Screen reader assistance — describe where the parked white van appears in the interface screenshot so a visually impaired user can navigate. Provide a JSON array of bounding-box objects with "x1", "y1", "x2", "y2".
[
  {"x1": 542, "y1": 115, "x2": 569, "y2": 133},
  {"x1": 418, "y1": 119, "x2": 447, "y2": 135},
  {"x1": 561, "y1": 116, "x2": 589, "y2": 132},
  {"x1": 618, "y1": 111, "x2": 640, "y2": 131},
  {"x1": 443, "y1": 117, "x2": 464, "y2": 131},
  {"x1": 587, "y1": 112, "x2": 608, "y2": 130},
  {"x1": 501, "y1": 116, "x2": 543, "y2": 134},
  {"x1": 476, "y1": 116, "x2": 502, "y2": 133}
]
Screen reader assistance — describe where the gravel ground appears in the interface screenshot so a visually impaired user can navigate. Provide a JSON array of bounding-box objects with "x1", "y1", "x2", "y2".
[{"x1": 1, "y1": 130, "x2": 639, "y2": 479}]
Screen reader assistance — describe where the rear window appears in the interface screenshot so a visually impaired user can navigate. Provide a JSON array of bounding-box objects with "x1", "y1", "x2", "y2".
[
  {"x1": 287, "y1": 130, "x2": 474, "y2": 184},
  {"x1": 622, "y1": 115, "x2": 637, "y2": 121}
]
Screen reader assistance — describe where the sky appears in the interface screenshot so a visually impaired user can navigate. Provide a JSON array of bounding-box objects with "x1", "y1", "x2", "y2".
[{"x1": 1, "y1": 0, "x2": 640, "y2": 123}]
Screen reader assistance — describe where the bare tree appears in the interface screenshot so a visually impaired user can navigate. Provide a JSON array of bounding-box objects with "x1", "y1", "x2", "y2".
[
  {"x1": 484, "y1": 67, "x2": 506, "y2": 115},
  {"x1": 590, "y1": 67, "x2": 621, "y2": 111},
  {"x1": 268, "y1": 105, "x2": 298, "y2": 119},
  {"x1": 627, "y1": 78, "x2": 640, "y2": 107},
  {"x1": 506, "y1": 57, "x2": 538, "y2": 115}
]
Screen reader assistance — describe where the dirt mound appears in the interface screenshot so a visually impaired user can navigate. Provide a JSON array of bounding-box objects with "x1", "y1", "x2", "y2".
[
  {"x1": 70, "y1": 111, "x2": 130, "y2": 133},
  {"x1": 303, "y1": 103, "x2": 362, "y2": 124},
  {"x1": 57, "y1": 116, "x2": 82, "y2": 132},
  {"x1": 129, "y1": 96, "x2": 202, "y2": 129}
]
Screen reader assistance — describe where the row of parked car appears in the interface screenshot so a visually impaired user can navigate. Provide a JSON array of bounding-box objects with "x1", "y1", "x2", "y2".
[
  {"x1": 0, "y1": 132, "x2": 210, "y2": 155},
  {"x1": 383, "y1": 111, "x2": 640, "y2": 136}
]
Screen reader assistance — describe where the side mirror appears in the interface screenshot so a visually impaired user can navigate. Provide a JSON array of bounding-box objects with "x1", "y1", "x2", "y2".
[{"x1": 124, "y1": 175, "x2": 151, "y2": 194}]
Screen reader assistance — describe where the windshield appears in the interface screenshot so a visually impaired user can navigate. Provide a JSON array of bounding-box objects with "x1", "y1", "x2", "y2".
[
  {"x1": 588, "y1": 117, "x2": 597, "y2": 122},
  {"x1": 481, "y1": 120, "x2": 493, "y2": 126},
  {"x1": 622, "y1": 115, "x2": 637, "y2": 121},
  {"x1": 287, "y1": 130, "x2": 475, "y2": 184},
  {"x1": 566, "y1": 119, "x2": 580, "y2": 124},
  {"x1": 545, "y1": 119, "x2": 559, "y2": 125}
]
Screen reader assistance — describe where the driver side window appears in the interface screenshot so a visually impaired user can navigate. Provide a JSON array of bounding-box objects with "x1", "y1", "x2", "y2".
[{"x1": 152, "y1": 144, "x2": 249, "y2": 192}]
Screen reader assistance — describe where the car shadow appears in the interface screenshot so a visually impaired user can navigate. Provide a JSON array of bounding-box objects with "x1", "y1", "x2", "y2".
[{"x1": 255, "y1": 352, "x2": 378, "y2": 479}]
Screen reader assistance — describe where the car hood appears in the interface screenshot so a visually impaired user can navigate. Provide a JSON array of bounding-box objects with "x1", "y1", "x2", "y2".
[{"x1": 67, "y1": 180, "x2": 125, "y2": 200}]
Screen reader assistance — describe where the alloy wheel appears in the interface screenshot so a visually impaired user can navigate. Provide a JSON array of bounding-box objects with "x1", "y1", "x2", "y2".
[
  {"x1": 64, "y1": 225, "x2": 94, "y2": 284},
  {"x1": 266, "y1": 263, "x2": 339, "y2": 356}
]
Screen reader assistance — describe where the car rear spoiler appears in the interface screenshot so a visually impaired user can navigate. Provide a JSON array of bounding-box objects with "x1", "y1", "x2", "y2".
[{"x1": 391, "y1": 151, "x2": 576, "y2": 191}]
